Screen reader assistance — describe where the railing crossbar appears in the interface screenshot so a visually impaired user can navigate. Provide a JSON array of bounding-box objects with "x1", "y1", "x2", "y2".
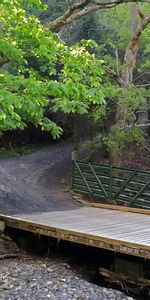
[
  {"x1": 112, "y1": 170, "x2": 137, "y2": 200},
  {"x1": 129, "y1": 181, "x2": 150, "y2": 206},
  {"x1": 88, "y1": 163, "x2": 108, "y2": 198},
  {"x1": 74, "y1": 161, "x2": 93, "y2": 195}
]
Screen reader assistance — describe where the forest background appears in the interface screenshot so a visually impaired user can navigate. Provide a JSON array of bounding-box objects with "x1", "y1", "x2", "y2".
[{"x1": 0, "y1": 0, "x2": 150, "y2": 167}]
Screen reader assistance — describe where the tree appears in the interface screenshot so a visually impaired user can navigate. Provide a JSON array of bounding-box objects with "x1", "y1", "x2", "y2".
[
  {"x1": 45, "y1": 0, "x2": 150, "y2": 165},
  {"x1": 101, "y1": 3, "x2": 150, "y2": 165},
  {"x1": 1, "y1": 0, "x2": 150, "y2": 165},
  {"x1": 0, "y1": 0, "x2": 105, "y2": 138}
]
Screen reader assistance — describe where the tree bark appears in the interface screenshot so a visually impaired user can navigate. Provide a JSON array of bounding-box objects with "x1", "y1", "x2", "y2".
[
  {"x1": 121, "y1": 5, "x2": 150, "y2": 86},
  {"x1": 115, "y1": 4, "x2": 139, "y2": 128}
]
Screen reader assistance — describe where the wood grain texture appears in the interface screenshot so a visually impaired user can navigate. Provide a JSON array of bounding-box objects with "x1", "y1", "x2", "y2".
[{"x1": 0, "y1": 207, "x2": 150, "y2": 259}]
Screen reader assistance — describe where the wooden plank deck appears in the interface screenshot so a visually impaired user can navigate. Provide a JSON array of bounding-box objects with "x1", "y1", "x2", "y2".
[{"x1": 0, "y1": 207, "x2": 150, "y2": 259}]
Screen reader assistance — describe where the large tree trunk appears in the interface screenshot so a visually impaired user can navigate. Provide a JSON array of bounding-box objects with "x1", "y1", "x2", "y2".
[
  {"x1": 110, "y1": 4, "x2": 150, "y2": 166},
  {"x1": 121, "y1": 4, "x2": 139, "y2": 85}
]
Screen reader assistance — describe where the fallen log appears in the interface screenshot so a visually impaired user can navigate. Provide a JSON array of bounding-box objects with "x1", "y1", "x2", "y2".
[
  {"x1": 0, "y1": 253, "x2": 21, "y2": 260},
  {"x1": 99, "y1": 267, "x2": 150, "y2": 290}
]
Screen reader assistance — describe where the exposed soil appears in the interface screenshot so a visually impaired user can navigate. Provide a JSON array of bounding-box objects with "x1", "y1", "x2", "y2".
[{"x1": 0, "y1": 142, "x2": 80, "y2": 215}]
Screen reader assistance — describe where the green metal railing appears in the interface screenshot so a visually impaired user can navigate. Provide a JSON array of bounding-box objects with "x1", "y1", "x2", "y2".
[{"x1": 72, "y1": 160, "x2": 150, "y2": 209}]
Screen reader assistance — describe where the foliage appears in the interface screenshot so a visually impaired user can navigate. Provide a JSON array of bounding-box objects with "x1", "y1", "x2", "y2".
[
  {"x1": 39, "y1": 0, "x2": 67, "y2": 23},
  {"x1": 103, "y1": 125, "x2": 145, "y2": 164},
  {"x1": 98, "y1": 81, "x2": 149, "y2": 161},
  {"x1": 0, "y1": 0, "x2": 105, "y2": 136},
  {"x1": 0, "y1": 0, "x2": 149, "y2": 165},
  {"x1": 52, "y1": 40, "x2": 105, "y2": 114}
]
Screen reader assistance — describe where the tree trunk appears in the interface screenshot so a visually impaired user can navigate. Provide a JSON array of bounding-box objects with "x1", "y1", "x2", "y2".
[
  {"x1": 121, "y1": 4, "x2": 139, "y2": 86},
  {"x1": 111, "y1": 3, "x2": 150, "y2": 166}
]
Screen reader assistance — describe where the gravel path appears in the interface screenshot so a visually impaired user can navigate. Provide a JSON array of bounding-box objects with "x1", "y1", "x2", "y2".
[{"x1": 0, "y1": 256, "x2": 134, "y2": 300}]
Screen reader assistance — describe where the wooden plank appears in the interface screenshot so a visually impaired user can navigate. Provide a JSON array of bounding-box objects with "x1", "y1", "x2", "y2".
[{"x1": 79, "y1": 200, "x2": 150, "y2": 215}]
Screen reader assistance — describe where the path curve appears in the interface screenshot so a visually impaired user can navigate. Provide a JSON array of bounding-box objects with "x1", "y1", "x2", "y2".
[{"x1": 0, "y1": 142, "x2": 80, "y2": 214}]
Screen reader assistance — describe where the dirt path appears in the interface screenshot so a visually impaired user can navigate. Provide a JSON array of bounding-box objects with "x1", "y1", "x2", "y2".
[
  {"x1": 0, "y1": 142, "x2": 80, "y2": 214},
  {"x1": 0, "y1": 143, "x2": 137, "y2": 300}
]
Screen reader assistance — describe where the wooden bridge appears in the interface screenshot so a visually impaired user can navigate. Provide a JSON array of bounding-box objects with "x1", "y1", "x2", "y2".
[{"x1": 0, "y1": 205, "x2": 150, "y2": 260}]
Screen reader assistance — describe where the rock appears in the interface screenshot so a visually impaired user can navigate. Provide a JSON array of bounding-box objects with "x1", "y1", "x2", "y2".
[
  {"x1": 47, "y1": 267, "x2": 54, "y2": 273},
  {"x1": 0, "y1": 221, "x2": 5, "y2": 232},
  {"x1": 0, "y1": 232, "x2": 19, "y2": 255}
]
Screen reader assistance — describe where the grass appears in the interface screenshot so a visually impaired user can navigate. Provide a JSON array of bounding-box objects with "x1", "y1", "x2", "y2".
[{"x1": 0, "y1": 145, "x2": 39, "y2": 160}]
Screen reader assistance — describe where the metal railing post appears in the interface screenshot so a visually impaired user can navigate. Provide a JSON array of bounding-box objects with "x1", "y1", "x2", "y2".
[{"x1": 109, "y1": 165, "x2": 112, "y2": 200}]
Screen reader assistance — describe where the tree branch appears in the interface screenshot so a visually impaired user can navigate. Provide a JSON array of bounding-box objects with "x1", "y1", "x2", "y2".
[
  {"x1": 48, "y1": 0, "x2": 150, "y2": 30},
  {"x1": 104, "y1": 65, "x2": 124, "y2": 85},
  {"x1": 130, "y1": 14, "x2": 150, "y2": 48},
  {"x1": 0, "y1": 58, "x2": 8, "y2": 68},
  {"x1": 48, "y1": 0, "x2": 92, "y2": 30},
  {"x1": 137, "y1": 83, "x2": 150, "y2": 86}
]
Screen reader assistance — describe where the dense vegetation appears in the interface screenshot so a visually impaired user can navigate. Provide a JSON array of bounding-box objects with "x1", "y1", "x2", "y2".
[{"x1": 0, "y1": 0, "x2": 150, "y2": 165}]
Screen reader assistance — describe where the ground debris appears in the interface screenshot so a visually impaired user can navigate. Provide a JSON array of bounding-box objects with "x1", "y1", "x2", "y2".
[
  {"x1": 100, "y1": 267, "x2": 150, "y2": 294},
  {"x1": 0, "y1": 253, "x2": 21, "y2": 260}
]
